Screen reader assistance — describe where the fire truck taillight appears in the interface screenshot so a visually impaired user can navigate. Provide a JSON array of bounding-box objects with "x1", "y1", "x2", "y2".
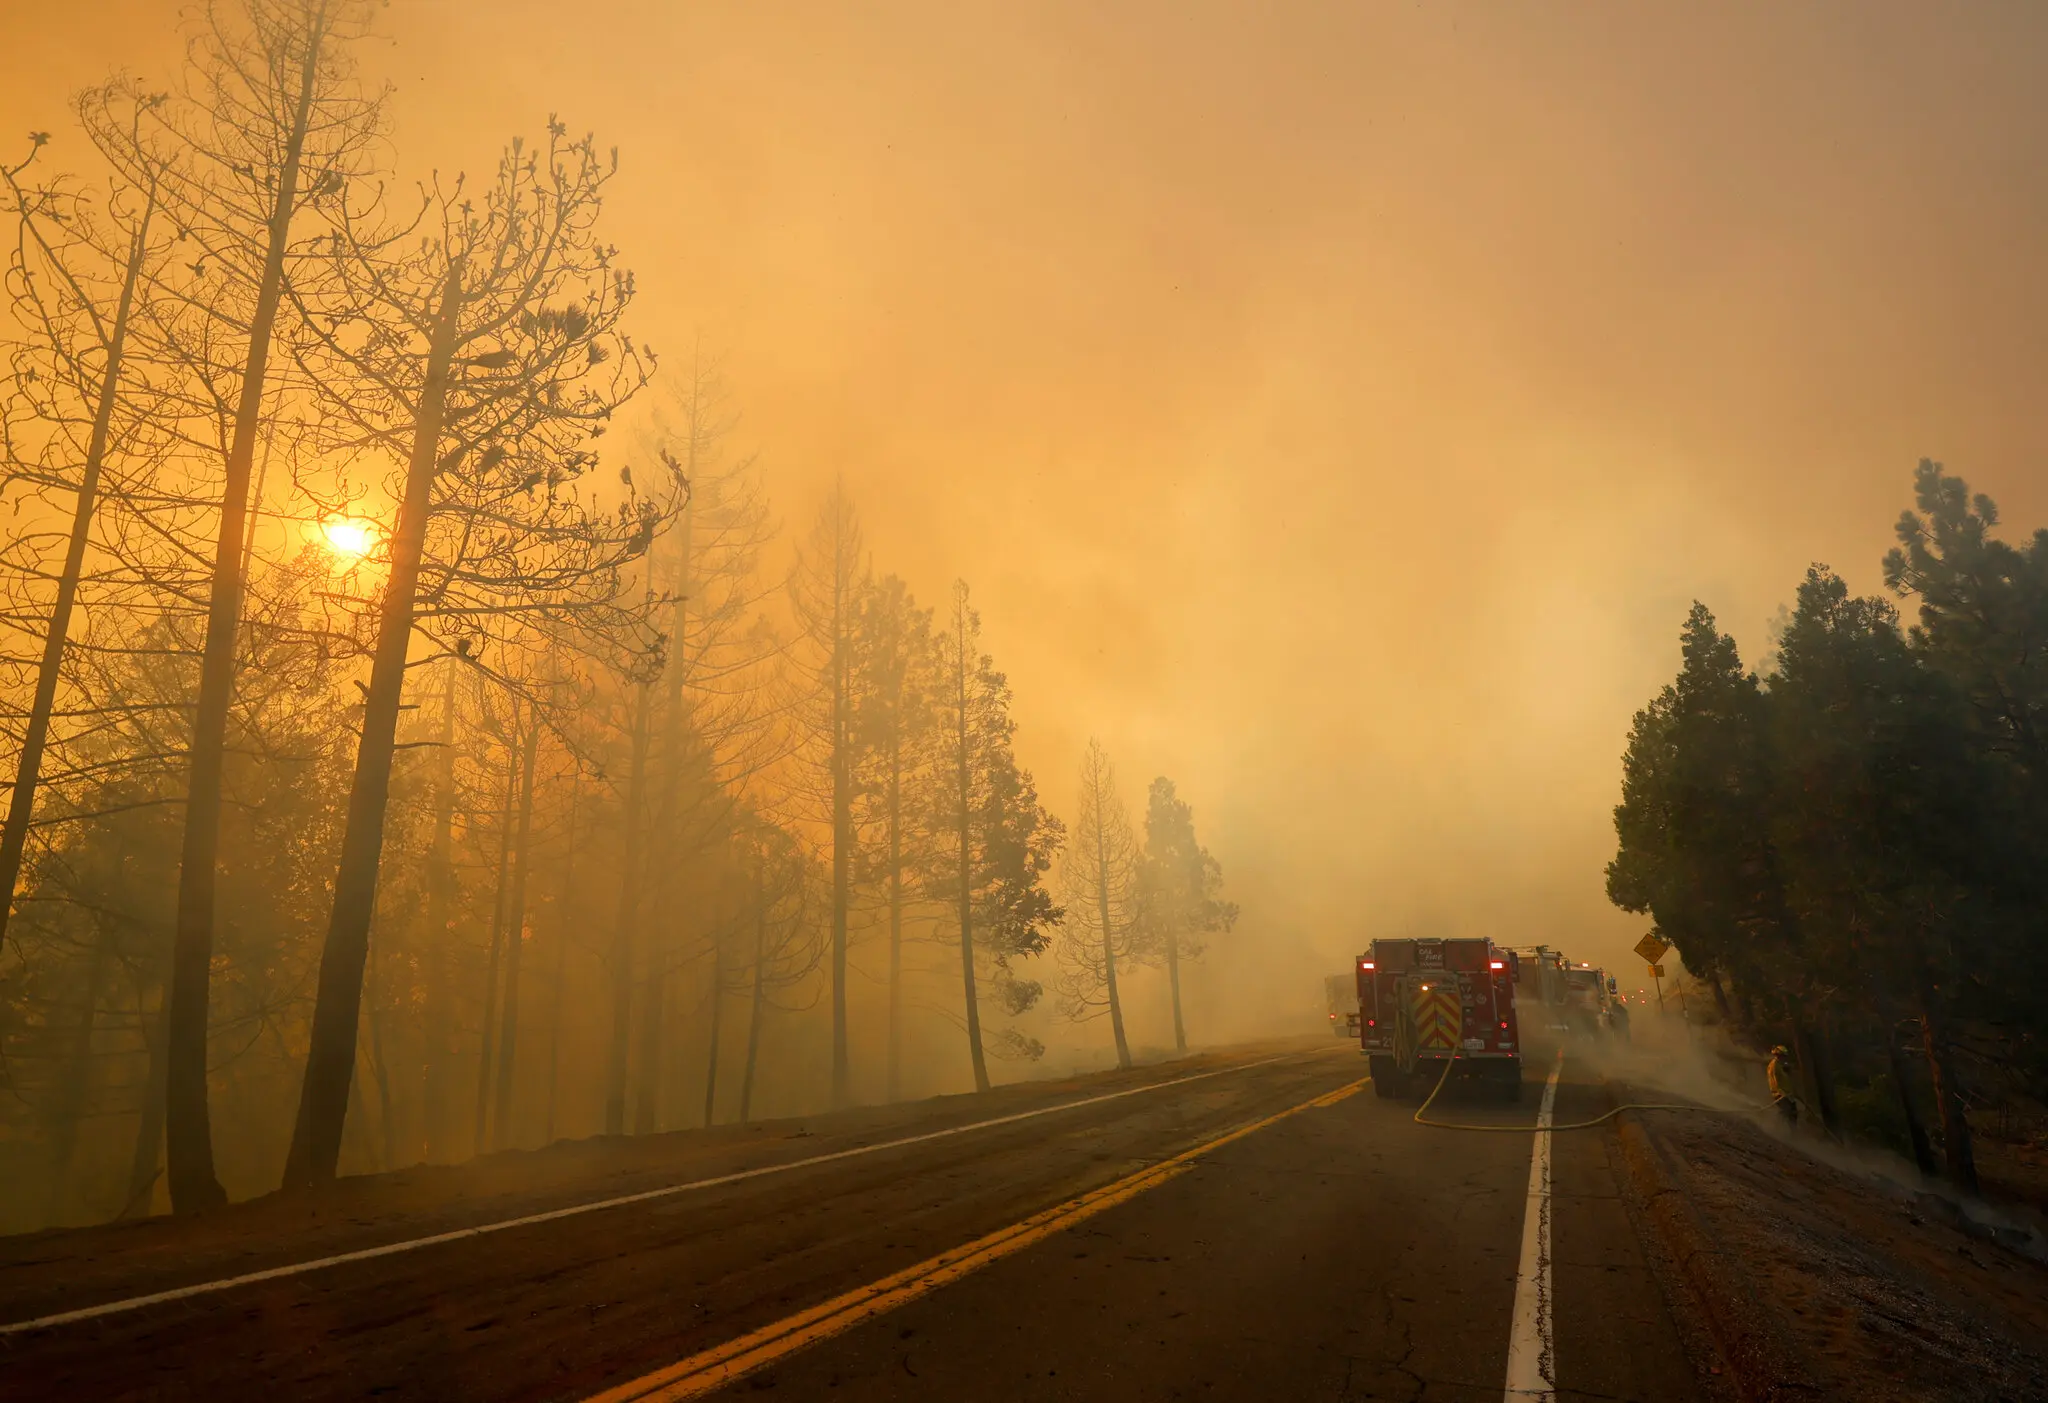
[
  {"x1": 1489, "y1": 960, "x2": 1504, "y2": 970},
  {"x1": 1367, "y1": 1019, "x2": 1376, "y2": 1027},
  {"x1": 1499, "y1": 1020, "x2": 1508, "y2": 1029},
  {"x1": 1360, "y1": 961, "x2": 1374, "y2": 971}
]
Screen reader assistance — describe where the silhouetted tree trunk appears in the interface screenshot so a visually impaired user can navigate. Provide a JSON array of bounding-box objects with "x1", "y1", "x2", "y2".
[
  {"x1": 790, "y1": 490, "x2": 864, "y2": 1108},
  {"x1": 739, "y1": 848, "x2": 766, "y2": 1125},
  {"x1": 1789, "y1": 1010, "x2": 1840, "y2": 1139},
  {"x1": 0, "y1": 174, "x2": 157, "y2": 964},
  {"x1": 420, "y1": 656, "x2": 458, "y2": 1160},
  {"x1": 344, "y1": 1044, "x2": 376, "y2": 1171},
  {"x1": 492, "y1": 715, "x2": 541, "y2": 1148},
  {"x1": 167, "y1": 10, "x2": 332, "y2": 1215},
  {"x1": 643, "y1": 490, "x2": 692, "y2": 1134},
  {"x1": 1056, "y1": 740, "x2": 1136, "y2": 1069},
  {"x1": 886, "y1": 749, "x2": 904, "y2": 1102},
  {"x1": 472, "y1": 719, "x2": 521, "y2": 1155},
  {"x1": 606, "y1": 677, "x2": 651, "y2": 1136},
  {"x1": 1884, "y1": 1018, "x2": 1938, "y2": 1177},
  {"x1": 850, "y1": 573, "x2": 932, "y2": 1103},
  {"x1": 633, "y1": 955, "x2": 665, "y2": 1134},
  {"x1": 952, "y1": 607, "x2": 989, "y2": 1093},
  {"x1": 1096, "y1": 820, "x2": 1132, "y2": 1071},
  {"x1": 1163, "y1": 927, "x2": 1186, "y2": 1053},
  {"x1": 544, "y1": 779, "x2": 578, "y2": 1146},
  {"x1": 120, "y1": 990, "x2": 168, "y2": 1219},
  {"x1": 830, "y1": 551, "x2": 853, "y2": 1109},
  {"x1": 363, "y1": 932, "x2": 396, "y2": 1170},
  {"x1": 283, "y1": 259, "x2": 466, "y2": 1188},
  {"x1": 701, "y1": 939, "x2": 724, "y2": 1127},
  {"x1": 1918, "y1": 982, "x2": 1977, "y2": 1192},
  {"x1": 1137, "y1": 776, "x2": 1231, "y2": 1058}
]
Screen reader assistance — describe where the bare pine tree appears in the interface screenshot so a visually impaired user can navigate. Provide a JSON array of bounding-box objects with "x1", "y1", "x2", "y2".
[
  {"x1": 784, "y1": 483, "x2": 865, "y2": 1108},
  {"x1": 606, "y1": 669, "x2": 652, "y2": 1136},
  {"x1": 282, "y1": 118, "x2": 659, "y2": 1186},
  {"x1": 850, "y1": 574, "x2": 937, "y2": 1102},
  {"x1": 130, "y1": 0, "x2": 384, "y2": 1213},
  {"x1": 1055, "y1": 738, "x2": 1139, "y2": 1069},
  {"x1": 0, "y1": 92, "x2": 171, "y2": 970}
]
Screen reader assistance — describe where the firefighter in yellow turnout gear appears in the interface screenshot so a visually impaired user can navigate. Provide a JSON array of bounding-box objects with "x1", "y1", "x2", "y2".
[{"x1": 1766, "y1": 1045, "x2": 1798, "y2": 1127}]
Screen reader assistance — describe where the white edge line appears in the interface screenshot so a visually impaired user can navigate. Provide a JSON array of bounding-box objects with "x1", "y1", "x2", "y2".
[
  {"x1": 2, "y1": 1049, "x2": 1326, "y2": 1336},
  {"x1": 1503, "y1": 1050, "x2": 1564, "y2": 1403}
]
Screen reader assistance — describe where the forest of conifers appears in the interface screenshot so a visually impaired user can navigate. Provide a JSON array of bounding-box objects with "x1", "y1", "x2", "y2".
[
  {"x1": 1608, "y1": 459, "x2": 2048, "y2": 1193},
  {"x1": 0, "y1": 1, "x2": 1235, "y2": 1232}
]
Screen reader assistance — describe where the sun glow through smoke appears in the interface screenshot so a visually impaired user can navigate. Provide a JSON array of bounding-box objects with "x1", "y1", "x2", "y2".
[{"x1": 319, "y1": 517, "x2": 377, "y2": 558}]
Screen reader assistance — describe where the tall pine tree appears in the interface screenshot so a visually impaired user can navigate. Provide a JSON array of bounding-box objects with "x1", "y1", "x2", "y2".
[{"x1": 926, "y1": 583, "x2": 1061, "y2": 1091}]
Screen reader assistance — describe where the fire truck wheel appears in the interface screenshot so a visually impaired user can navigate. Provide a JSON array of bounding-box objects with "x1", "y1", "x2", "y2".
[{"x1": 1368, "y1": 1055, "x2": 1407, "y2": 1099}]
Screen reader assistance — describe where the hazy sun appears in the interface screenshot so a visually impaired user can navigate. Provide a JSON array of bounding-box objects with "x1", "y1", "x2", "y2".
[{"x1": 320, "y1": 517, "x2": 377, "y2": 559}]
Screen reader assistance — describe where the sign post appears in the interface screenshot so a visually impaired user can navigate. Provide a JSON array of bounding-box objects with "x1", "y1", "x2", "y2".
[{"x1": 1633, "y1": 934, "x2": 1673, "y2": 1020}]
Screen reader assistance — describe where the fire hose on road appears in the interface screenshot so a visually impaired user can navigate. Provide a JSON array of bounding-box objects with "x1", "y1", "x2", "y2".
[{"x1": 1407, "y1": 1051, "x2": 1702, "y2": 1132}]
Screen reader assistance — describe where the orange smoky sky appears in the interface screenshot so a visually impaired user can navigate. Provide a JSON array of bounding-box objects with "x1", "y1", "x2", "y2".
[{"x1": 6, "y1": 1, "x2": 2047, "y2": 1006}]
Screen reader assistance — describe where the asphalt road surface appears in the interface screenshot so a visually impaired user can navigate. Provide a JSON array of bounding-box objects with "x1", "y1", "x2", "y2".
[{"x1": 0, "y1": 1039, "x2": 1707, "y2": 1401}]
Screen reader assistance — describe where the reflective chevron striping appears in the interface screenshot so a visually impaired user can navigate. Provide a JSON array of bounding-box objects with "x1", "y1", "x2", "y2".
[{"x1": 1411, "y1": 987, "x2": 1462, "y2": 1050}]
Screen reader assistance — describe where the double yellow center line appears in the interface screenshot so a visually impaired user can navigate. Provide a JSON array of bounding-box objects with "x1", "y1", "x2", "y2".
[{"x1": 589, "y1": 1074, "x2": 1369, "y2": 1402}]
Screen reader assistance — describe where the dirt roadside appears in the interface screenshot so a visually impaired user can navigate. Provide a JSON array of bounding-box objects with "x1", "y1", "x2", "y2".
[{"x1": 1613, "y1": 1087, "x2": 2048, "y2": 1403}]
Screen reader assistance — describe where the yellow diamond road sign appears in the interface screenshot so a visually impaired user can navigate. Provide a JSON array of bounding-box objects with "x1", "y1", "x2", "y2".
[{"x1": 1633, "y1": 932, "x2": 1672, "y2": 965}]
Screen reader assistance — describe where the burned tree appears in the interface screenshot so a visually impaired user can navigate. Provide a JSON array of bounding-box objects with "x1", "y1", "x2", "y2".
[
  {"x1": 0, "y1": 91, "x2": 173, "y2": 970},
  {"x1": 140, "y1": 0, "x2": 384, "y2": 1214},
  {"x1": 280, "y1": 119, "x2": 660, "y2": 1186}
]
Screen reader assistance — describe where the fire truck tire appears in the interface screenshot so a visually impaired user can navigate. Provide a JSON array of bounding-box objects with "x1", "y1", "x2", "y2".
[{"x1": 1368, "y1": 1055, "x2": 1407, "y2": 1098}]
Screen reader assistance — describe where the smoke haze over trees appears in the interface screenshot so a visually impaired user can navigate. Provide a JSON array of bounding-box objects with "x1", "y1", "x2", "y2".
[
  {"x1": 0, "y1": 0, "x2": 1245, "y2": 1231},
  {"x1": 6, "y1": 1, "x2": 2048, "y2": 1229}
]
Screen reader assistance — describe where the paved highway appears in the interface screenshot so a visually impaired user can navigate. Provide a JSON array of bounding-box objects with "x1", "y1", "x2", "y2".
[{"x1": 0, "y1": 1040, "x2": 1707, "y2": 1401}]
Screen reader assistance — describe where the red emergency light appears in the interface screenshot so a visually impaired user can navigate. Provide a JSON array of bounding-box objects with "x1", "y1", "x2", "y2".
[
  {"x1": 1488, "y1": 960, "x2": 1504, "y2": 970},
  {"x1": 1360, "y1": 960, "x2": 1374, "y2": 970}
]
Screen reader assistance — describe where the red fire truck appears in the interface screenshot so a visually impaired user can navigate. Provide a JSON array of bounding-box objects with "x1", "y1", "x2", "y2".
[{"x1": 1356, "y1": 937, "x2": 1523, "y2": 1102}]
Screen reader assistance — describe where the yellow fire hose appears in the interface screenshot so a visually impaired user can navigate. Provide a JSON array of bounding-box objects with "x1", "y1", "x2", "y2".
[{"x1": 1408, "y1": 1055, "x2": 1700, "y2": 1132}]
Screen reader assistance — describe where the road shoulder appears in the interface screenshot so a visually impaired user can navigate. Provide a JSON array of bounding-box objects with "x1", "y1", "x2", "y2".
[{"x1": 1614, "y1": 1088, "x2": 2048, "y2": 1402}]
